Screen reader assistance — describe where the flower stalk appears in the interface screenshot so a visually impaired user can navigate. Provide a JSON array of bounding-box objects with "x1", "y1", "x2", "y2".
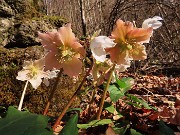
[
  {"x1": 43, "y1": 69, "x2": 63, "y2": 115},
  {"x1": 18, "y1": 80, "x2": 29, "y2": 111},
  {"x1": 52, "y1": 65, "x2": 93, "y2": 130},
  {"x1": 96, "y1": 64, "x2": 115, "y2": 120}
]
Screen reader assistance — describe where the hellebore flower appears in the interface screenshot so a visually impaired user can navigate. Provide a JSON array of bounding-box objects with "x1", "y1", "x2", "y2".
[
  {"x1": 90, "y1": 36, "x2": 116, "y2": 62},
  {"x1": 106, "y1": 19, "x2": 153, "y2": 65},
  {"x1": 38, "y1": 23, "x2": 85, "y2": 77},
  {"x1": 142, "y1": 16, "x2": 163, "y2": 29},
  {"x1": 16, "y1": 58, "x2": 55, "y2": 89}
]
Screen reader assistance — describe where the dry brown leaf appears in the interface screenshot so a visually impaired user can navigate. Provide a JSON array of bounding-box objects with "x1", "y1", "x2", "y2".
[{"x1": 105, "y1": 126, "x2": 116, "y2": 135}]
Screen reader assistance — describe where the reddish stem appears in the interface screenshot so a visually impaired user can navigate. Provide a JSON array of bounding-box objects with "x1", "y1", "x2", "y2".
[
  {"x1": 43, "y1": 69, "x2": 63, "y2": 115},
  {"x1": 52, "y1": 65, "x2": 92, "y2": 130}
]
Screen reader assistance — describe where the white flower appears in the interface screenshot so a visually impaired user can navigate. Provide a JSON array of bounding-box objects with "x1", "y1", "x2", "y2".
[
  {"x1": 110, "y1": 60, "x2": 131, "y2": 83},
  {"x1": 141, "y1": 16, "x2": 163, "y2": 44},
  {"x1": 43, "y1": 69, "x2": 59, "y2": 86},
  {"x1": 142, "y1": 16, "x2": 163, "y2": 29},
  {"x1": 90, "y1": 36, "x2": 116, "y2": 62},
  {"x1": 16, "y1": 58, "x2": 56, "y2": 89}
]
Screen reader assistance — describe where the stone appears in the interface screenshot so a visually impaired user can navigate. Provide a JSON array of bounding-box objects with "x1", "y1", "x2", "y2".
[{"x1": 0, "y1": 0, "x2": 66, "y2": 48}]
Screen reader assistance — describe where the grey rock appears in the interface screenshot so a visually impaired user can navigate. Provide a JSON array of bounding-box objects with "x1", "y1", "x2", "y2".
[{"x1": 0, "y1": 0, "x2": 66, "y2": 48}]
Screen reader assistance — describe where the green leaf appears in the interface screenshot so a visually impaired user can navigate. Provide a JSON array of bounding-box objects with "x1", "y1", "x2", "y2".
[
  {"x1": 130, "y1": 129, "x2": 142, "y2": 135},
  {"x1": 104, "y1": 102, "x2": 123, "y2": 119},
  {"x1": 113, "y1": 123, "x2": 130, "y2": 135},
  {"x1": 67, "y1": 108, "x2": 83, "y2": 113},
  {"x1": 59, "y1": 114, "x2": 78, "y2": 135},
  {"x1": 104, "y1": 102, "x2": 115, "y2": 114},
  {"x1": 127, "y1": 94, "x2": 152, "y2": 109},
  {"x1": 0, "y1": 106, "x2": 53, "y2": 135},
  {"x1": 159, "y1": 120, "x2": 174, "y2": 135},
  {"x1": 116, "y1": 77, "x2": 133, "y2": 93},
  {"x1": 108, "y1": 85, "x2": 124, "y2": 102},
  {"x1": 77, "y1": 119, "x2": 113, "y2": 129}
]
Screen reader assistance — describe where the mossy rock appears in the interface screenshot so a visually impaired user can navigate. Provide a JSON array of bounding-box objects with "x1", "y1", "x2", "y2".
[
  {"x1": 4, "y1": 0, "x2": 44, "y2": 18},
  {"x1": 0, "y1": 0, "x2": 67, "y2": 48},
  {"x1": 0, "y1": 47, "x2": 81, "y2": 115},
  {"x1": 0, "y1": 0, "x2": 15, "y2": 17},
  {"x1": 4, "y1": 16, "x2": 66, "y2": 48}
]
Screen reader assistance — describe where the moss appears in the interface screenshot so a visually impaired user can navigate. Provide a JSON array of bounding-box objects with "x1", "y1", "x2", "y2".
[
  {"x1": 0, "y1": 47, "x2": 81, "y2": 115},
  {"x1": 5, "y1": 0, "x2": 42, "y2": 19},
  {"x1": 32, "y1": 15, "x2": 68, "y2": 28}
]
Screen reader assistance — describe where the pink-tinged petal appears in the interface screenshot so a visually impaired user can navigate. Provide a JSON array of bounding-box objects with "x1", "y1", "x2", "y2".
[
  {"x1": 23, "y1": 61, "x2": 33, "y2": 69},
  {"x1": 44, "y1": 52, "x2": 62, "y2": 70},
  {"x1": 61, "y1": 57, "x2": 82, "y2": 77},
  {"x1": 29, "y1": 77, "x2": 42, "y2": 89},
  {"x1": 111, "y1": 19, "x2": 133, "y2": 42},
  {"x1": 57, "y1": 23, "x2": 76, "y2": 46},
  {"x1": 127, "y1": 27, "x2": 153, "y2": 42},
  {"x1": 16, "y1": 70, "x2": 30, "y2": 81},
  {"x1": 38, "y1": 32, "x2": 59, "y2": 52},
  {"x1": 43, "y1": 78, "x2": 50, "y2": 86},
  {"x1": 33, "y1": 58, "x2": 45, "y2": 70},
  {"x1": 130, "y1": 44, "x2": 147, "y2": 60},
  {"x1": 106, "y1": 45, "x2": 128, "y2": 65},
  {"x1": 71, "y1": 42, "x2": 86, "y2": 57}
]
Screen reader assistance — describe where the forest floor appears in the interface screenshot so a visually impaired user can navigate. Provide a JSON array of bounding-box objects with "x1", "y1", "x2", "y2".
[{"x1": 55, "y1": 70, "x2": 180, "y2": 135}]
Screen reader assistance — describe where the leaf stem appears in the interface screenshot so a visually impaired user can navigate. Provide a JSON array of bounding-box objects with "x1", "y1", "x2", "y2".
[
  {"x1": 52, "y1": 65, "x2": 92, "y2": 130},
  {"x1": 96, "y1": 64, "x2": 115, "y2": 120},
  {"x1": 43, "y1": 69, "x2": 63, "y2": 115},
  {"x1": 18, "y1": 80, "x2": 29, "y2": 111}
]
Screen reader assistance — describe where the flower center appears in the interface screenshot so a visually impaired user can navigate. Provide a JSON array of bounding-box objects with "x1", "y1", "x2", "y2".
[
  {"x1": 57, "y1": 46, "x2": 76, "y2": 62},
  {"x1": 26, "y1": 66, "x2": 39, "y2": 79}
]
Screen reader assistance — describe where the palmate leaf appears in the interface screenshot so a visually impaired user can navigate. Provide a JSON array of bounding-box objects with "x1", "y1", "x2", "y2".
[
  {"x1": 0, "y1": 106, "x2": 53, "y2": 135},
  {"x1": 59, "y1": 114, "x2": 78, "y2": 135},
  {"x1": 115, "y1": 77, "x2": 134, "y2": 93},
  {"x1": 104, "y1": 102, "x2": 116, "y2": 114},
  {"x1": 126, "y1": 94, "x2": 154, "y2": 110},
  {"x1": 108, "y1": 77, "x2": 133, "y2": 102},
  {"x1": 108, "y1": 85, "x2": 124, "y2": 102},
  {"x1": 77, "y1": 119, "x2": 113, "y2": 129}
]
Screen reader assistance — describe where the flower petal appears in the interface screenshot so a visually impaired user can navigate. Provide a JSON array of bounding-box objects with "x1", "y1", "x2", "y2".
[
  {"x1": 91, "y1": 46, "x2": 107, "y2": 62},
  {"x1": 33, "y1": 58, "x2": 45, "y2": 70},
  {"x1": 111, "y1": 19, "x2": 133, "y2": 42},
  {"x1": 29, "y1": 77, "x2": 42, "y2": 89},
  {"x1": 44, "y1": 52, "x2": 62, "y2": 70},
  {"x1": 106, "y1": 45, "x2": 128, "y2": 65},
  {"x1": 38, "y1": 32, "x2": 59, "y2": 52},
  {"x1": 90, "y1": 36, "x2": 116, "y2": 62},
  {"x1": 127, "y1": 28, "x2": 153, "y2": 42},
  {"x1": 57, "y1": 23, "x2": 76, "y2": 46},
  {"x1": 130, "y1": 44, "x2": 147, "y2": 60},
  {"x1": 71, "y1": 42, "x2": 86, "y2": 57},
  {"x1": 142, "y1": 16, "x2": 163, "y2": 29},
  {"x1": 16, "y1": 70, "x2": 30, "y2": 81},
  {"x1": 61, "y1": 57, "x2": 82, "y2": 77}
]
